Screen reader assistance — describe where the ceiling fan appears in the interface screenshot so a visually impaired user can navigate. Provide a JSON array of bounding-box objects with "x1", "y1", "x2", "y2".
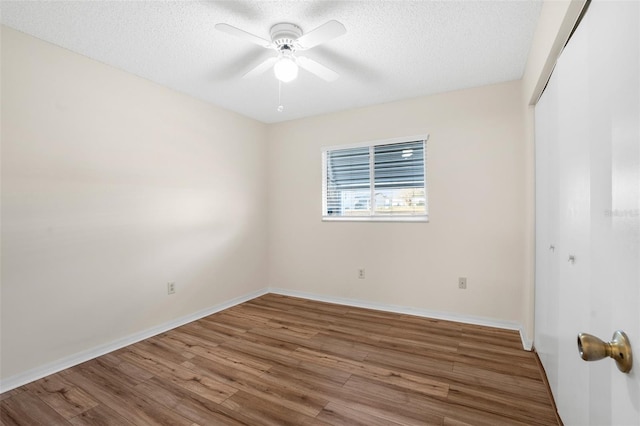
[{"x1": 215, "y1": 20, "x2": 346, "y2": 83}]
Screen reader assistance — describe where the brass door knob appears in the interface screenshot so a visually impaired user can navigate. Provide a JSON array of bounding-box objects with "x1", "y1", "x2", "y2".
[{"x1": 577, "y1": 330, "x2": 633, "y2": 373}]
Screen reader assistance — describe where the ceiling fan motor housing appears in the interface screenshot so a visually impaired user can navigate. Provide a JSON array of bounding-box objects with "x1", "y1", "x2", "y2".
[
  {"x1": 270, "y1": 23, "x2": 303, "y2": 52},
  {"x1": 214, "y1": 19, "x2": 343, "y2": 82}
]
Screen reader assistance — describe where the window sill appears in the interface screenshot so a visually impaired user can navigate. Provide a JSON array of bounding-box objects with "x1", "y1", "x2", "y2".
[{"x1": 322, "y1": 215, "x2": 428, "y2": 223}]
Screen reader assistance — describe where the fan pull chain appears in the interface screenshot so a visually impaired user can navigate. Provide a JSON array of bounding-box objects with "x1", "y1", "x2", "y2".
[{"x1": 277, "y1": 80, "x2": 284, "y2": 112}]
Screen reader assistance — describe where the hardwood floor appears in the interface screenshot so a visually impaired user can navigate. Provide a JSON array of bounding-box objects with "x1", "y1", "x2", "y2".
[{"x1": 1, "y1": 294, "x2": 559, "y2": 425}]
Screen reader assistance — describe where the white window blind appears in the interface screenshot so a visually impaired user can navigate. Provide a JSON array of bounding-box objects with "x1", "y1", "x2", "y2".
[{"x1": 322, "y1": 137, "x2": 428, "y2": 221}]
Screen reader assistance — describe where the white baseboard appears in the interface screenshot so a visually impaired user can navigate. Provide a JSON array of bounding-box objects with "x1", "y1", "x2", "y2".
[
  {"x1": 0, "y1": 288, "x2": 269, "y2": 393},
  {"x1": 519, "y1": 326, "x2": 533, "y2": 351},
  {"x1": 1, "y1": 286, "x2": 532, "y2": 393},
  {"x1": 269, "y1": 287, "x2": 531, "y2": 350}
]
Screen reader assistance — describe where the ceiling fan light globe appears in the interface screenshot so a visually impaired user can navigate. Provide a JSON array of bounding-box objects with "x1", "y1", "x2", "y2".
[{"x1": 274, "y1": 57, "x2": 298, "y2": 82}]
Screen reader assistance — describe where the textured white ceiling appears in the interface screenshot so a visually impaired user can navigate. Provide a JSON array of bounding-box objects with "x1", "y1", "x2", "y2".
[{"x1": 1, "y1": 0, "x2": 542, "y2": 123}]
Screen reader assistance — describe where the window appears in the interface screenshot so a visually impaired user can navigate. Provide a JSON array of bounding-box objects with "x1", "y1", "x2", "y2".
[{"x1": 322, "y1": 136, "x2": 428, "y2": 221}]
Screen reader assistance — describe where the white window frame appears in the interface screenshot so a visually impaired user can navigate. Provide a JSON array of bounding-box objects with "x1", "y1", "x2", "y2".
[{"x1": 322, "y1": 134, "x2": 429, "y2": 222}]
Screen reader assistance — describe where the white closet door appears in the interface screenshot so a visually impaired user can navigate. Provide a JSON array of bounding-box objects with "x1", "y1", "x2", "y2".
[{"x1": 534, "y1": 1, "x2": 639, "y2": 425}]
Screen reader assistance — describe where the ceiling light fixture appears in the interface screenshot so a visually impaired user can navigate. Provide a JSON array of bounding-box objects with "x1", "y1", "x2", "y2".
[
  {"x1": 273, "y1": 55, "x2": 298, "y2": 82},
  {"x1": 215, "y1": 20, "x2": 345, "y2": 85}
]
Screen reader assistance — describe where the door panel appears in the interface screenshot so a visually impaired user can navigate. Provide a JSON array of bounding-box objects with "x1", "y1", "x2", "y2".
[{"x1": 534, "y1": 1, "x2": 640, "y2": 425}]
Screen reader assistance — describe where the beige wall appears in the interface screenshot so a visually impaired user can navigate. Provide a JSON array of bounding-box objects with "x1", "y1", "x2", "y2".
[
  {"x1": 0, "y1": 27, "x2": 268, "y2": 381},
  {"x1": 1, "y1": 0, "x2": 586, "y2": 387},
  {"x1": 267, "y1": 81, "x2": 530, "y2": 332}
]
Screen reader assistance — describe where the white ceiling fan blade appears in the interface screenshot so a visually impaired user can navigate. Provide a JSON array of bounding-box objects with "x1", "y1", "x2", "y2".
[
  {"x1": 296, "y1": 56, "x2": 339, "y2": 82},
  {"x1": 215, "y1": 23, "x2": 273, "y2": 49},
  {"x1": 242, "y1": 56, "x2": 278, "y2": 78},
  {"x1": 296, "y1": 20, "x2": 346, "y2": 50}
]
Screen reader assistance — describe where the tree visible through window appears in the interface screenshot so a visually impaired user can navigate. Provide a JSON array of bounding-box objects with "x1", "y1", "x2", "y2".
[{"x1": 322, "y1": 137, "x2": 428, "y2": 221}]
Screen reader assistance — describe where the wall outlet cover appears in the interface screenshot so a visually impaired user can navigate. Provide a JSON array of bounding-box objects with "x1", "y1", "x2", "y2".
[{"x1": 458, "y1": 277, "x2": 467, "y2": 289}]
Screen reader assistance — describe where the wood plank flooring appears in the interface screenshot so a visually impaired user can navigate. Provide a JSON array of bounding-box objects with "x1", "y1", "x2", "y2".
[{"x1": 1, "y1": 294, "x2": 559, "y2": 425}]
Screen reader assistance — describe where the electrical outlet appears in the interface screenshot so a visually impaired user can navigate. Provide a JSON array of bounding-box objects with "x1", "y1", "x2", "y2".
[
  {"x1": 458, "y1": 277, "x2": 467, "y2": 289},
  {"x1": 167, "y1": 282, "x2": 176, "y2": 295},
  {"x1": 358, "y1": 269, "x2": 365, "y2": 279}
]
